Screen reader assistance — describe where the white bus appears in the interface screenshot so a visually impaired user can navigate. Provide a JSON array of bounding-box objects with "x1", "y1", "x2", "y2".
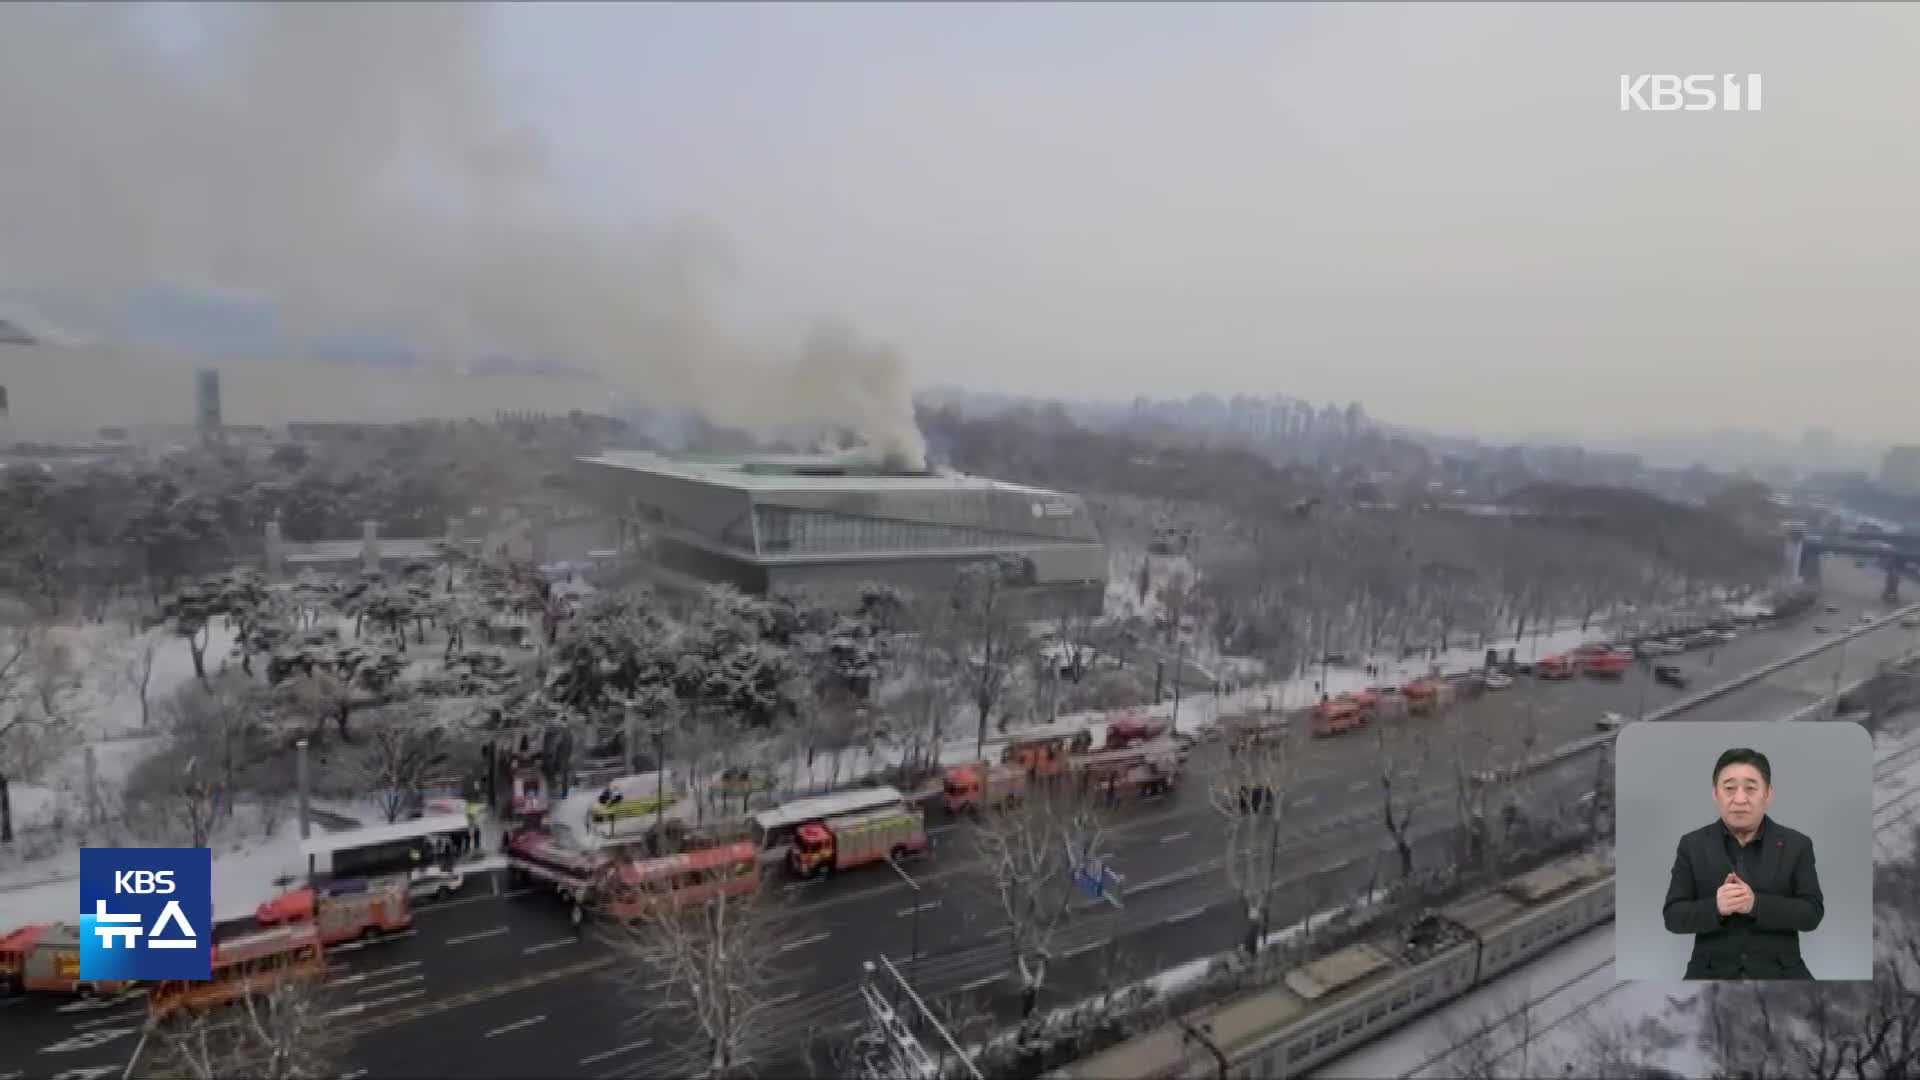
[{"x1": 301, "y1": 812, "x2": 471, "y2": 880}]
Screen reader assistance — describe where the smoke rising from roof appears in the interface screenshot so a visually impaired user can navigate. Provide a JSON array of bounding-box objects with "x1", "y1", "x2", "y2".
[{"x1": 0, "y1": 3, "x2": 925, "y2": 467}]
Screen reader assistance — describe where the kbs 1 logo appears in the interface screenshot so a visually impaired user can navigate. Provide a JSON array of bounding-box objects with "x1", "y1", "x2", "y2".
[
  {"x1": 1619, "y1": 74, "x2": 1763, "y2": 113},
  {"x1": 79, "y1": 847, "x2": 213, "y2": 982}
]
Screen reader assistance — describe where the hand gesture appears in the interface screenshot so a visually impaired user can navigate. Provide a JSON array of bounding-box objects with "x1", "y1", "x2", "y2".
[{"x1": 1716, "y1": 872, "x2": 1754, "y2": 916}]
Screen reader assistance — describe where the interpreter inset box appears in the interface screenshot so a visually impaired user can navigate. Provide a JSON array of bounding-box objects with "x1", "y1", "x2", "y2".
[{"x1": 1613, "y1": 719, "x2": 1872, "y2": 981}]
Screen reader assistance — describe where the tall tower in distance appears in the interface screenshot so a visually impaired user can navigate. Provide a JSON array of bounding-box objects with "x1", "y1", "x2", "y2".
[{"x1": 194, "y1": 368, "x2": 222, "y2": 436}]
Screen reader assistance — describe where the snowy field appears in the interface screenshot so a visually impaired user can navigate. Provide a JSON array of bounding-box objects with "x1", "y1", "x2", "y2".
[{"x1": 1315, "y1": 725, "x2": 1920, "y2": 1080}]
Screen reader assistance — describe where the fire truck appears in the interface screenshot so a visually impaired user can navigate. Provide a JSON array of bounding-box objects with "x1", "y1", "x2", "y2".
[
  {"x1": 1579, "y1": 649, "x2": 1630, "y2": 678},
  {"x1": 788, "y1": 804, "x2": 928, "y2": 878},
  {"x1": 944, "y1": 742, "x2": 1185, "y2": 814},
  {"x1": 1310, "y1": 697, "x2": 1369, "y2": 737},
  {"x1": 1536, "y1": 654, "x2": 1577, "y2": 680},
  {"x1": 506, "y1": 829, "x2": 621, "y2": 908},
  {"x1": 0, "y1": 923, "x2": 133, "y2": 997},
  {"x1": 253, "y1": 874, "x2": 412, "y2": 946},
  {"x1": 1401, "y1": 679, "x2": 1456, "y2": 716}
]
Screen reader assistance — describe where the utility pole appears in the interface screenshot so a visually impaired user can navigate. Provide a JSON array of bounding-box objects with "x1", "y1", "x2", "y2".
[
  {"x1": 854, "y1": 957, "x2": 982, "y2": 1080},
  {"x1": 1171, "y1": 639, "x2": 1186, "y2": 735}
]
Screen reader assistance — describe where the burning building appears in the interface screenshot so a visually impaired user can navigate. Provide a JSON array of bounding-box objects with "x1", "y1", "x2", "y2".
[{"x1": 574, "y1": 450, "x2": 1107, "y2": 614}]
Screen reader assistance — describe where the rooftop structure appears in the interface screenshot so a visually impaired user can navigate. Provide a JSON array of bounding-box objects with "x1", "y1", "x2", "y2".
[{"x1": 574, "y1": 451, "x2": 1108, "y2": 614}]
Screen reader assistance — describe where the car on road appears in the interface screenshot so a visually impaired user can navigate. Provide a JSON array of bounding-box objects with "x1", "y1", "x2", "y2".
[
  {"x1": 1596, "y1": 710, "x2": 1630, "y2": 731},
  {"x1": 408, "y1": 866, "x2": 465, "y2": 901},
  {"x1": 1859, "y1": 613, "x2": 1876, "y2": 625},
  {"x1": 1481, "y1": 672, "x2": 1513, "y2": 690},
  {"x1": 1654, "y1": 664, "x2": 1689, "y2": 689},
  {"x1": 1813, "y1": 624, "x2": 1830, "y2": 633}
]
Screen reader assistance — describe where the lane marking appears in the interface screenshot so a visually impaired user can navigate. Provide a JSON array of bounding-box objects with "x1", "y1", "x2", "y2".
[
  {"x1": 340, "y1": 1071, "x2": 369, "y2": 1080},
  {"x1": 324, "y1": 988, "x2": 425, "y2": 1019},
  {"x1": 524, "y1": 938, "x2": 575, "y2": 955},
  {"x1": 765, "y1": 990, "x2": 800, "y2": 1007},
  {"x1": 1159, "y1": 831, "x2": 1190, "y2": 844},
  {"x1": 1293, "y1": 794, "x2": 1317, "y2": 807},
  {"x1": 928, "y1": 823, "x2": 959, "y2": 835},
  {"x1": 1164, "y1": 906, "x2": 1207, "y2": 924},
  {"x1": 484, "y1": 1015, "x2": 547, "y2": 1039},
  {"x1": 897, "y1": 901, "x2": 941, "y2": 917},
  {"x1": 984, "y1": 926, "x2": 1012, "y2": 938},
  {"x1": 578, "y1": 1039, "x2": 653, "y2": 1066},
  {"x1": 778, "y1": 931, "x2": 831, "y2": 952},
  {"x1": 1347, "y1": 779, "x2": 1373, "y2": 793},
  {"x1": 332, "y1": 960, "x2": 422, "y2": 987},
  {"x1": 355, "y1": 974, "x2": 426, "y2": 997},
  {"x1": 445, "y1": 926, "x2": 509, "y2": 946},
  {"x1": 954, "y1": 974, "x2": 1002, "y2": 994},
  {"x1": 1062, "y1": 939, "x2": 1108, "y2": 959},
  {"x1": 72, "y1": 1008, "x2": 145, "y2": 1030}
]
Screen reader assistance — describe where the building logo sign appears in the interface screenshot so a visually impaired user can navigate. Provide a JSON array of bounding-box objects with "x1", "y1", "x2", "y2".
[{"x1": 79, "y1": 847, "x2": 212, "y2": 982}]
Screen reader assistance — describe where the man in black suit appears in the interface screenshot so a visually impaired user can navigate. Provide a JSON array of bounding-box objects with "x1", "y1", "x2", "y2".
[{"x1": 1663, "y1": 747, "x2": 1824, "y2": 979}]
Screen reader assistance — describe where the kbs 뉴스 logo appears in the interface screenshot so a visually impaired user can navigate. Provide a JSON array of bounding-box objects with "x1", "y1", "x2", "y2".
[{"x1": 79, "y1": 847, "x2": 213, "y2": 982}]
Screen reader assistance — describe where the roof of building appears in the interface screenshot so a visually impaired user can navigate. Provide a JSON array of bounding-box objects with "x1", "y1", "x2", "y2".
[{"x1": 578, "y1": 450, "x2": 1073, "y2": 501}]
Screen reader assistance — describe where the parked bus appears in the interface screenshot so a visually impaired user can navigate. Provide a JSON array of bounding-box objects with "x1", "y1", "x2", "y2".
[
  {"x1": 300, "y1": 812, "x2": 471, "y2": 879},
  {"x1": 148, "y1": 924, "x2": 325, "y2": 1021},
  {"x1": 601, "y1": 842, "x2": 760, "y2": 920}
]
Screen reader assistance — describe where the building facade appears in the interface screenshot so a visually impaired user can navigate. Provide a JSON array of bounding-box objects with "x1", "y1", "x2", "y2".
[
  {"x1": 573, "y1": 451, "x2": 1109, "y2": 614},
  {"x1": 1881, "y1": 445, "x2": 1920, "y2": 496}
]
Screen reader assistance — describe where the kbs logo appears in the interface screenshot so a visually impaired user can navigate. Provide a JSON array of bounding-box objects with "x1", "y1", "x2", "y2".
[
  {"x1": 79, "y1": 847, "x2": 212, "y2": 982},
  {"x1": 1619, "y1": 74, "x2": 1763, "y2": 112}
]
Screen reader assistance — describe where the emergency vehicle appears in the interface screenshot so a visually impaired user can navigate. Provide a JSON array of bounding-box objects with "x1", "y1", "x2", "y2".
[
  {"x1": 587, "y1": 770, "x2": 684, "y2": 834},
  {"x1": 1401, "y1": 679, "x2": 1455, "y2": 716},
  {"x1": 253, "y1": 874, "x2": 412, "y2": 945},
  {"x1": 1536, "y1": 654, "x2": 1577, "y2": 679},
  {"x1": 748, "y1": 787, "x2": 910, "y2": 865},
  {"x1": 149, "y1": 923, "x2": 325, "y2": 1021},
  {"x1": 1310, "y1": 697, "x2": 1368, "y2": 737},
  {"x1": 506, "y1": 829, "x2": 619, "y2": 905},
  {"x1": 1579, "y1": 650, "x2": 1629, "y2": 678},
  {"x1": 943, "y1": 741, "x2": 1186, "y2": 813},
  {"x1": 601, "y1": 842, "x2": 760, "y2": 920},
  {"x1": 788, "y1": 804, "x2": 928, "y2": 878},
  {"x1": 0, "y1": 922, "x2": 133, "y2": 997}
]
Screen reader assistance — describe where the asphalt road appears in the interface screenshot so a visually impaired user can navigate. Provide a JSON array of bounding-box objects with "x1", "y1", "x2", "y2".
[{"x1": 8, "y1": 567, "x2": 1913, "y2": 1079}]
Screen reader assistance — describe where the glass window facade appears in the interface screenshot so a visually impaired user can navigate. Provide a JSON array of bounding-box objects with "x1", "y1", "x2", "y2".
[{"x1": 755, "y1": 506, "x2": 1033, "y2": 556}]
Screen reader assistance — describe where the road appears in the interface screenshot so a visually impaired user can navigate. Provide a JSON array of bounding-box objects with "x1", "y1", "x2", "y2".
[{"x1": 8, "y1": 568, "x2": 1913, "y2": 1079}]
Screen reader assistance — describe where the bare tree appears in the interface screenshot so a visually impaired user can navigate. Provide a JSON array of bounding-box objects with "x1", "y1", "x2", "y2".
[
  {"x1": 113, "y1": 625, "x2": 162, "y2": 729},
  {"x1": 1372, "y1": 712, "x2": 1432, "y2": 879},
  {"x1": 949, "y1": 558, "x2": 1032, "y2": 754},
  {"x1": 354, "y1": 710, "x2": 450, "y2": 823},
  {"x1": 0, "y1": 621, "x2": 82, "y2": 844},
  {"x1": 1432, "y1": 990, "x2": 1574, "y2": 1080},
  {"x1": 145, "y1": 965, "x2": 344, "y2": 1080},
  {"x1": 160, "y1": 675, "x2": 260, "y2": 815},
  {"x1": 1200, "y1": 724, "x2": 1303, "y2": 956},
  {"x1": 600, "y1": 860, "x2": 792, "y2": 1077},
  {"x1": 966, "y1": 776, "x2": 1113, "y2": 1021}
]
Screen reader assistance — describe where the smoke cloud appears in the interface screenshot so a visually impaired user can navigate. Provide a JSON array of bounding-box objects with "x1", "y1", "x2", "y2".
[{"x1": 0, "y1": 3, "x2": 925, "y2": 467}]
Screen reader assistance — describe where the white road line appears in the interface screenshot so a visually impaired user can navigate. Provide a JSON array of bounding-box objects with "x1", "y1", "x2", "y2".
[
  {"x1": 524, "y1": 938, "x2": 575, "y2": 955},
  {"x1": 331, "y1": 960, "x2": 422, "y2": 987},
  {"x1": 1163, "y1": 906, "x2": 1207, "y2": 924},
  {"x1": 1293, "y1": 793, "x2": 1317, "y2": 807},
  {"x1": 984, "y1": 925, "x2": 1013, "y2": 937},
  {"x1": 765, "y1": 991, "x2": 800, "y2": 1008},
  {"x1": 339, "y1": 1070, "x2": 369, "y2": 1080},
  {"x1": 928, "y1": 823, "x2": 958, "y2": 835},
  {"x1": 484, "y1": 1015, "x2": 546, "y2": 1039},
  {"x1": 355, "y1": 974, "x2": 425, "y2": 997},
  {"x1": 72, "y1": 1009, "x2": 145, "y2": 1030},
  {"x1": 1062, "y1": 939, "x2": 1107, "y2": 959},
  {"x1": 897, "y1": 901, "x2": 941, "y2": 917},
  {"x1": 778, "y1": 931, "x2": 831, "y2": 952},
  {"x1": 1348, "y1": 779, "x2": 1373, "y2": 793},
  {"x1": 954, "y1": 974, "x2": 1003, "y2": 994},
  {"x1": 578, "y1": 1039, "x2": 653, "y2": 1066},
  {"x1": 1159, "y1": 831, "x2": 1190, "y2": 844},
  {"x1": 445, "y1": 926, "x2": 509, "y2": 946},
  {"x1": 323, "y1": 988, "x2": 425, "y2": 1020}
]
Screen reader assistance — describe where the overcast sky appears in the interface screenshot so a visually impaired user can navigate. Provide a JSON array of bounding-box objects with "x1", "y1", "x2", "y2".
[{"x1": 5, "y1": 2, "x2": 1918, "y2": 444}]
